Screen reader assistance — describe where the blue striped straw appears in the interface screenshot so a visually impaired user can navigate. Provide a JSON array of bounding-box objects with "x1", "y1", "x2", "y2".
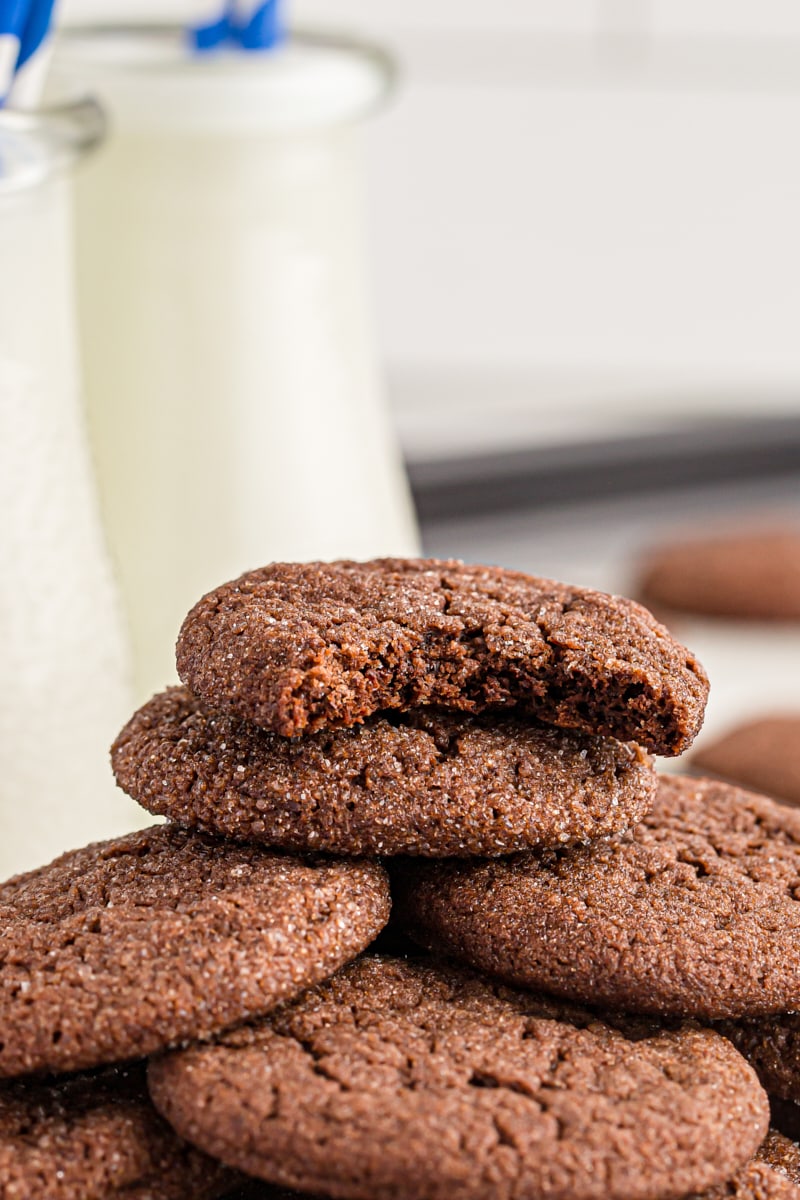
[
  {"x1": 233, "y1": 0, "x2": 285, "y2": 51},
  {"x1": 192, "y1": 0, "x2": 284, "y2": 53},
  {"x1": 192, "y1": 7, "x2": 232, "y2": 52},
  {"x1": 0, "y1": 0, "x2": 56, "y2": 107},
  {"x1": 15, "y1": 0, "x2": 54, "y2": 69},
  {"x1": 0, "y1": 0, "x2": 29, "y2": 104}
]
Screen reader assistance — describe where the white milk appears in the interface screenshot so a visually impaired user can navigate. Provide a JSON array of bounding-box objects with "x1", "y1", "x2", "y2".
[
  {"x1": 53, "y1": 29, "x2": 420, "y2": 702},
  {"x1": 0, "y1": 103, "x2": 148, "y2": 879}
]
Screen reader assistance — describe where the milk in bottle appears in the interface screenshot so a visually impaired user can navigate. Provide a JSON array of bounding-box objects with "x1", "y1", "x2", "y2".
[
  {"x1": 0, "y1": 102, "x2": 148, "y2": 877},
  {"x1": 53, "y1": 28, "x2": 420, "y2": 701}
]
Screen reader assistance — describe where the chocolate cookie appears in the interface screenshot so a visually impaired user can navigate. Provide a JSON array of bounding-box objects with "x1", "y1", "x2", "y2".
[
  {"x1": 696, "y1": 1131, "x2": 800, "y2": 1199},
  {"x1": 221, "y1": 1139, "x2": 800, "y2": 1200},
  {"x1": 637, "y1": 528, "x2": 800, "y2": 621},
  {"x1": 393, "y1": 775, "x2": 800, "y2": 1019},
  {"x1": 175, "y1": 558, "x2": 709, "y2": 755},
  {"x1": 0, "y1": 825, "x2": 389, "y2": 1077},
  {"x1": 148, "y1": 955, "x2": 768, "y2": 1200},
  {"x1": 0, "y1": 1062, "x2": 237, "y2": 1199},
  {"x1": 693, "y1": 717, "x2": 800, "y2": 809},
  {"x1": 112, "y1": 687, "x2": 656, "y2": 857},
  {"x1": 716, "y1": 1014, "x2": 800, "y2": 1104}
]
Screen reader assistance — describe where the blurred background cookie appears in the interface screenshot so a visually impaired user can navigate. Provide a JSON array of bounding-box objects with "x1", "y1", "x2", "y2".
[
  {"x1": 692, "y1": 716, "x2": 800, "y2": 808},
  {"x1": 637, "y1": 527, "x2": 800, "y2": 622}
]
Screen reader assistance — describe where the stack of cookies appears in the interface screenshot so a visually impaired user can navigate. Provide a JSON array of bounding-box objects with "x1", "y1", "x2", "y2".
[
  {"x1": 4, "y1": 558, "x2": 800, "y2": 1200},
  {"x1": 116, "y1": 558, "x2": 707, "y2": 859}
]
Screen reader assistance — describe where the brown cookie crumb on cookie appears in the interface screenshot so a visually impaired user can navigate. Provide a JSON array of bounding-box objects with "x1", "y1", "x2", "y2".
[
  {"x1": 175, "y1": 558, "x2": 708, "y2": 755},
  {"x1": 0, "y1": 826, "x2": 389, "y2": 1077},
  {"x1": 393, "y1": 775, "x2": 800, "y2": 1019},
  {"x1": 637, "y1": 528, "x2": 800, "y2": 621},
  {"x1": 692, "y1": 716, "x2": 800, "y2": 808},
  {"x1": 112, "y1": 687, "x2": 657, "y2": 857},
  {"x1": 148, "y1": 955, "x2": 768, "y2": 1200},
  {"x1": 0, "y1": 1062, "x2": 237, "y2": 1199}
]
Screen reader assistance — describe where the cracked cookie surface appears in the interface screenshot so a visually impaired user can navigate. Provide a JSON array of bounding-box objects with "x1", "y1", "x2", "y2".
[
  {"x1": 175, "y1": 559, "x2": 708, "y2": 755},
  {"x1": 393, "y1": 775, "x2": 800, "y2": 1019},
  {"x1": 148, "y1": 955, "x2": 767, "y2": 1200},
  {"x1": 0, "y1": 1062, "x2": 238, "y2": 1199},
  {"x1": 218, "y1": 1131, "x2": 800, "y2": 1200},
  {"x1": 112, "y1": 688, "x2": 656, "y2": 857},
  {"x1": 0, "y1": 826, "x2": 389, "y2": 1076}
]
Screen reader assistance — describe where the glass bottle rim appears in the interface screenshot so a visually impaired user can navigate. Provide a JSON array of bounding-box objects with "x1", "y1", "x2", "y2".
[{"x1": 52, "y1": 24, "x2": 396, "y2": 135}]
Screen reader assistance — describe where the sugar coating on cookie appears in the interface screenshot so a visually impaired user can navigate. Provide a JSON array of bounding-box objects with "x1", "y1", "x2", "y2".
[
  {"x1": 148, "y1": 955, "x2": 768, "y2": 1200},
  {"x1": 393, "y1": 775, "x2": 800, "y2": 1019},
  {"x1": 0, "y1": 1063, "x2": 237, "y2": 1199},
  {"x1": 637, "y1": 528, "x2": 800, "y2": 621},
  {"x1": 175, "y1": 558, "x2": 709, "y2": 755},
  {"x1": 693, "y1": 716, "x2": 800, "y2": 809},
  {"x1": 0, "y1": 826, "x2": 389, "y2": 1077},
  {"x1": 112, "y1": 687, "x2": 657, "y2": 857},
  {"x1": 753, "y1": 1132, "x2": 800, "y2": 1189}
]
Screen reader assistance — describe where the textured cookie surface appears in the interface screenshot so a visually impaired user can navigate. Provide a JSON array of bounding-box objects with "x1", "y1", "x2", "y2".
[
  {"x1": 218, "y1": 1133, "x2": 800, "y2": 1200},
  {"x1": 393, "y1": 775, "x2": 800, "y2": 1019},
  {"x1": 717, "y1": 1014, "x2": 800, "y2": 1104},
  {"x1": 149, "y1": 955, "x2": 767, "y2": 1200},
  {"x1": 0, "y1": 825, "x2": 389, "y2": 1076},
  {"x1": 693, "y1": 716, "x2": 800, "y2": 809},
  {"x1": 637, "y1": 528, "x2": 800, "y2": 620},
  {"x1": 175, "y1": 558, "x2": 709, "y2": 755},
  {"x1": 112, "y1": 687, "x2": 656, "y2": 857},
  {"x1": 0, "y1": 1062, "x2": 237, "y2": 1199},
  {"x1": 695, "y1": 1132, "x2": 800, "y2": 1199}
]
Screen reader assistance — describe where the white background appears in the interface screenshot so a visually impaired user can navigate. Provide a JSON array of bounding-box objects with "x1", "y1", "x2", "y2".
[{"x1": 59, "y1": 1, "x2": 800, "y2": 458}]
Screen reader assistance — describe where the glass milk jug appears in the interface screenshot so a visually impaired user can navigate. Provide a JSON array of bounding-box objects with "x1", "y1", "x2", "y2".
[
  {"x1": 53, "y1": 27, "x2": 421, "y2": 702},
  {"x1": 0, "y1": 101, "x2": 146, "y2": 878}
]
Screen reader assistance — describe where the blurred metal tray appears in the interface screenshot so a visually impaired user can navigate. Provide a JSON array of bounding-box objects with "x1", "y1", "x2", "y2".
[{"x1": 408, "y1": 414, "x2": 800, "y2": 522}]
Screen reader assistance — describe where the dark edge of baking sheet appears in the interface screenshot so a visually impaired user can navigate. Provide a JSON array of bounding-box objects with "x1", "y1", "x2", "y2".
[{"x1": 408, "y1": 415, "x2": 800, "y2": 521}]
